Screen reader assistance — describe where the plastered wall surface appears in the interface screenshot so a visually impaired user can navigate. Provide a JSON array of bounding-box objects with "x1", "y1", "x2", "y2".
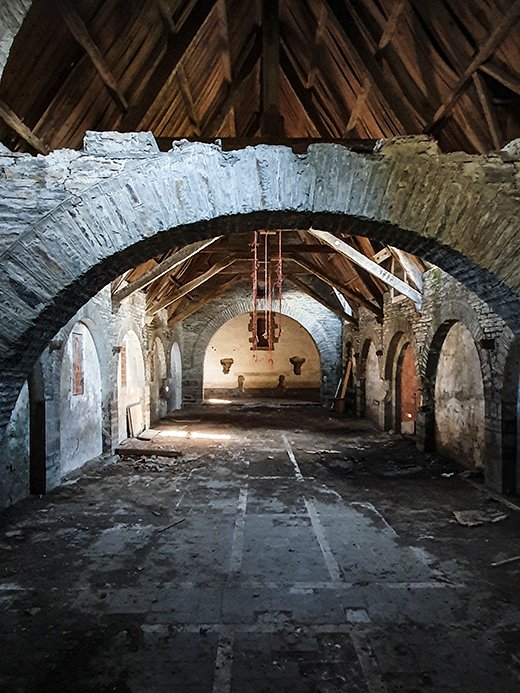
[
  {"x1": 60, "y1": 323, "x2": 102, "y2": 474},
  {"x1": 400, "y1": 344, "x2": 420, "y2": 434},
  {"x1": 204, "y1": 313, "x2": 321, "y2": 393},
  {"x1": 435, "y1": 322, "x2": 486, "y2": 468},
  {"x1": 150, "y1": 337, "x2": 167, "y2": 423},
  {"x1": 118, "y1": 330, "x2": 146, "y2": 441}
]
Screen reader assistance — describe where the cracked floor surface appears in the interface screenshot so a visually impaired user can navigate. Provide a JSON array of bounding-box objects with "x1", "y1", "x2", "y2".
[{"x1": 1, "y1": 402, "x2": 520, "y2": 692}]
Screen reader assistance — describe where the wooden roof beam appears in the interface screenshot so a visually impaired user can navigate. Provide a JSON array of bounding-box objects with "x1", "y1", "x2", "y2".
[
  {"x1": 261, "y1": 0, "x2": 284, "y2": 137},
  {"x1": 472, "y1": 73, "x2": 502, "y2": 150},
  {"x1": 479, "y1": 62, "x2": 520, "y2": 98},
  {"x1": 122, "y1": 0, "x2": 217, "y2": 131},
  {"x1": 288, "y1": 257, "x2": 382, "y2": 317},
  {"x1": 287, "y1": 275, "x2": 357, "y2": 324},
  {"x1": 113, "y1": 238, "x2": 222, "y2": 303},
  {"x1": 307, "y1": 229, "x2": 422, "y2": 307},
  {"x1": 54, "y1": 0, "x2": 128, "y2": 113},
  {"x1": 149, "y1": 258, "x2": 236, "y2": 314},
  {"x1": 280, "y1": 48, "x2": 328, "y2": 137},
  {"x1": 0, "y1": 99, "x2": 49, "y2": 154},
  {"x1": 425, "y1": 1, "x2": 520, "y2": 134},
  {"x1": 216, "y1": 0, "x2": 236, "y2": 135},
  {"x1": 168, "y1": 275, "x2": 241, "y2": 323}
]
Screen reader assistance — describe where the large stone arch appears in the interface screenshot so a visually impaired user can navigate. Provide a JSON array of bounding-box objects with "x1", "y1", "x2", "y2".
[
  {"x1": 1, "y1": 135, "x2": 520, "y2": 434},
  {"x1": 183, "y1": 291, "x2": 341, "y2": 406}
]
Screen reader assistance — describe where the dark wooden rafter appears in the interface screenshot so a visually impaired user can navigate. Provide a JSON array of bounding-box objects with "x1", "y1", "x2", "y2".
[
  {"x1": 216, "y1": 0, "x2": 236, "y2": 135},
  {"x1": 345, "y1": 0, "x2": 408, "y2": 134},
  {"x1": 121, "y1": 0, "x2": 217, "y2": 131},
  {"x1": 54, "y1": 0, "x2": 128, "y2": 113},
  {"x1": 149, "y1": 258, "x2": 236, "y2": 314},
  {"x1": 206, "y1": 27, "x2": 262, "y2": 135},
  {"x1": 306, "y1": 3, "x2": 328, "y2": 90},
  {"x1": 289, "y1": 256, "x2": 382, "y2": 317},
  {"x1": 261, "y1": 0, "x2": 284, "y2": 136},
  {"x1": 168, "y1": 275, "x2": 241, "y2": 323},
  {"x1": 479, "y1": 62, "x2": 520, "y2": 98},
  {"x1": 177, "y1": 64, "x2": 201, "y2": 135},
  {"x1": 113, "y1": 238, "x2": 221, "y2": 303},
  {"x1": 324, "y1": 0, "x2": 418, "y2": 135},
  {"x1": 155, "y1": 0, "x2": 176, "y2": 34},
  {"x1": 280, "y1": 47, "x2": 328, "y2": 137},
  {"x1": 287, "y1": 275, "x2": 356, "y2": 324},
  {"x1": 472, "y1": 72, "x2": 501, "y2": 150},
  {"x1": 425, "y1": 1, "x2": 520, "y2": 134},
  {"x1": 0, "y1": 99, "x2": 49, "y2": 154}
]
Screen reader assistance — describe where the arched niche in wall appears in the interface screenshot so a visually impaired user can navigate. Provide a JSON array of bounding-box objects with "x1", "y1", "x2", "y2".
[
  {"x1": 434, "y1": 322, "x2": 486, "y2": 469},
  {"x1": 149, "y1": 337, "x2": 167, "y2": 424},
  {"x1": 60, "y1": 322, "x2": 102, "y2": 475},
  {"x1": 501, "y1": 339, "x2": 520, "y2": 493},
  {"x1": 117, "y1": 330, "x2": 146, "y2": 441},
  {"x1": 203, "y1": 313, "x2": 321, "y2": 401},
  {"x1": 362, "y1": 339, "x2": 385, "y2": 426},
  {"x1": 169, "y1": 342, "x2": 182, "y2": 412}
]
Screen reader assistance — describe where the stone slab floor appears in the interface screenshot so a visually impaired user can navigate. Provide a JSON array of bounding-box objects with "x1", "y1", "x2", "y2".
[{"x1": 1, "y1": 402, "x2": 520, "y2": 692}]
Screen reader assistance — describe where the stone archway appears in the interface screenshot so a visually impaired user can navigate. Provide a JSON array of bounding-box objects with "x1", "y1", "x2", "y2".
[
  {"x1": 1, "y1": 135, "x2": 520, "y2": 434},
  {"x1": 169, "y1": 342, "x2": 182, "y2": 412},
  {"x1": 183, "y1": 288, "x2": 341, "y2": 406}
]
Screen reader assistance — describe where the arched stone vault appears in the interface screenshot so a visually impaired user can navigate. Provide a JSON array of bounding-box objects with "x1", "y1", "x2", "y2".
[{"x1": 1, "y1": 132, "x2": 520, "y2": 432}]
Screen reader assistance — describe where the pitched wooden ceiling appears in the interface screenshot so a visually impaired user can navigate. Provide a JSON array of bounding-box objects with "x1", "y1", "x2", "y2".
[{"x1": 0, "y1": 0, "x2": 516, "y2": 324}]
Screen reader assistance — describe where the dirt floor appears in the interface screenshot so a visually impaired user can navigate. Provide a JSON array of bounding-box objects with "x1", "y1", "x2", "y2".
[{"x1": 1, "y1": 401, "x2": 520, "y2": 692}]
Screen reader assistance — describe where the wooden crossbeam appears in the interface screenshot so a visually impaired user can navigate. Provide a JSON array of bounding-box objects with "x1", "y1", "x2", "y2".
[
  {"x1": 287, "y1": 275, "x2": 356, "y2": 324},
  {"x1": 121, "y1": 0, "x2": 217, "y2": 131},
  {"x1": 149, "y1": 258, "x2": 236, "y2": 314},
  {"x1": 261, "y1": 0, "x2": 284, "y2": 136},
  {"x1": 216, "y1": 0, "x2": 236, "y2": 135},
  {"x1": 325, "y1": 0, "x2": 417, "y2": 135},
  {"x1": 169, "y1": 275, "x2": 241, "y2": 323},
  {"x1": 306, "y1": 3, "x2": 328, "y2": 89},
  {"x1": 54, "y1": 0, "x2": 128, "y2": 113},
  {"x1": 177, "y1": 64, "x2": 201, "y2": 135},
  {"x1": 113, "y1": 238, "x2": 221, "y2": 302},
  {"x1": 388, "y1": 247, "x2": 424, "y2": 292},
  {"x1": 289, "y1": 256, "x2": 382, "y2": 317},
  {"x1": 479, "y1": 62, "x2": 520, "y2": 97},
  {"x1": 207, "y1": 28, "x2": 261, "y2": 135},
  {"x1": 307, "y1": 229, "x2": 422, "y2": 306},
  {"x1": 377, "y1": 0, "x2": 408, "y2": 52},
  {"x1": 473, "y1": 73, "x2": 501, "y2": 150},
  {"x1": 426, "y1": 1, "x2": 520, "y2": 133},
  {"x1": 155, "y1": 0, "x2": 176, "y2": 34},
  {"x1": 0, "y1": 99, "x2": 49, "y2": 154},
  {"x1": 280, "y1": 48, "x2": 328, "y2": 137}
]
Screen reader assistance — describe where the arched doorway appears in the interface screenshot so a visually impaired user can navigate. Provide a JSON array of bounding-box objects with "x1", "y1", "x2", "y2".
[
  {"x1": 169, "y1": 342, "x2": 182, "y2": 412},
  {"x1": 60, "y1": 322, "x2": 103, "y2": 474},
  {"x1": 203, "y1": 313, "x2": 321, "y2": 402},
  {"x1": 149, "y1": 337, "x2": 167, "y2": 423},
  {"x1": 434, "y1": 322, "x2": 486, "y2": 468},
  {"x1": 396, "y1": 343, "x2": 421, "y2": 435},
  {"x1": 501, "y1": 340, "x2": 520, "y2": 493},
  {"x1": 117, "y1": 330, "x2": 146, "y2": 441}
]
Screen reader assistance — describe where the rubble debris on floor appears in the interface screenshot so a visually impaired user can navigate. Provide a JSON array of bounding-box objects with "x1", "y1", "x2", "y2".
[{"x1": 1, "y1": 403, "x2": 520, "y2": 692}]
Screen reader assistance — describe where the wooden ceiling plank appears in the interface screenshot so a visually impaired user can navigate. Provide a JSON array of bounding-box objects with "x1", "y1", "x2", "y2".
[
  {"x1": 307, "y1": 229, "x2": 422, "y2": 306},
  {"x1": 155, "y1": 0, "x2": 176, "y2": 34},
  {"x1": 426, "y1": 1, "x2": 520, "y2": 133},
  {"x1": 150, "y1": 258, "x2": 236, "y2": 313},
  {"x1": 113, "y1": 237, "x2": 222, "y2": 302},
  {"x1": 280, "y1": 47, "x2": 328, "y2": 137},
  {"x1": 216, "y1": 0, "x2": 236, "y2": 134},
  {"x1": 0, "y1": 99, "x2": 49, "y2": 153},
  {"x1": 479, "y1": 61, "x2": 520, "y2": 97},
  {"x1": 306, "y1": 3, "x2": 328, "y2": 89},
  {"x1": 121, "y1": 0, "x2": 217, "y2": 131},
  {"x1": 177, "y1": 64, "x2": 201, "y2": 135},
  {"x1": 54, "y1": 0, "x2": 128, "y2": 113},
  {"x1": 261, "y1": 0, "x2": 284, "y2": 136},
  {"x1": 472, "y1": 72, "x2": 502, "y2": 150},
  {"x1": 287, "y1": 274, "x2": 356, "y2": 323},
  {"x1": 378, "y1": 0, "x2": 408, "y2": 52}
]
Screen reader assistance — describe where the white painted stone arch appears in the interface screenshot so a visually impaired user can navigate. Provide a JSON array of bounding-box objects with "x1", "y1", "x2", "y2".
[
  {"x1": 117, "y1": 329, "x2": 146, "y2": 441},
  {"x1": 149, "y1": 336, "x2": 167, "y2": 423},
  {"x1": 169, "y1": 341, "x2": 182, "y2": 412},
  {"x1": 184, "y1": 291, "x2": 342, "y2": 406}
]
